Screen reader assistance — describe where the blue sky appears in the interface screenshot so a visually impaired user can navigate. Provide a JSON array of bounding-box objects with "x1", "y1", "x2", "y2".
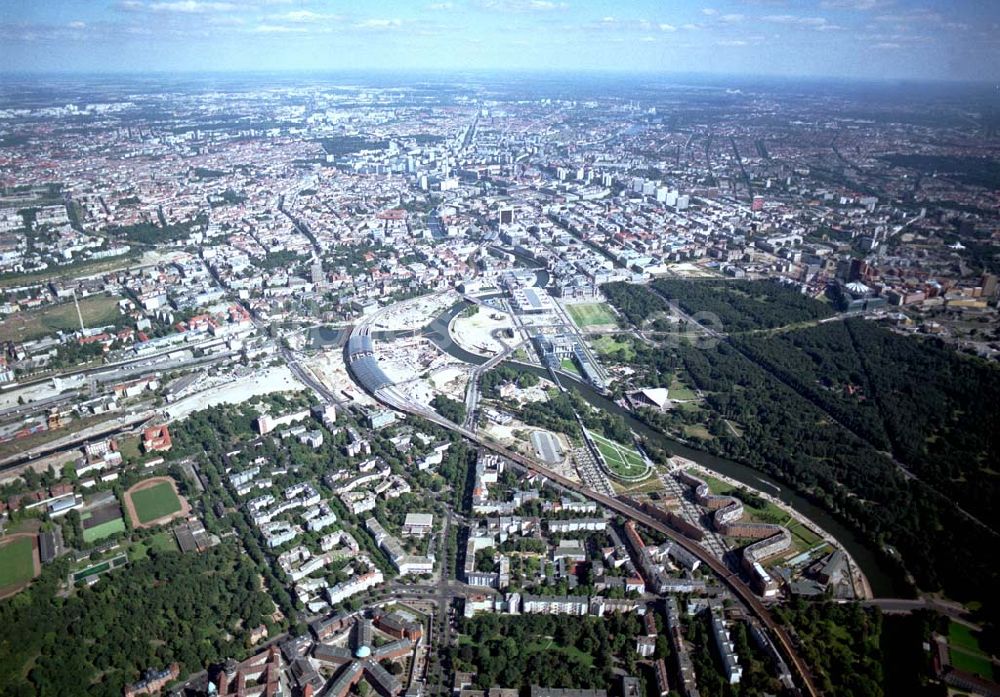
[{"x1": 0, "y1": 0, "x2": 997, "y2": 81}]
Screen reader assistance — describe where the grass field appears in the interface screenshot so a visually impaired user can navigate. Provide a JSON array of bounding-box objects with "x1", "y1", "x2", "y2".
[
  {"x1": 0, "y1": 294, "x2": 121, "y2": 342},
  {"x1": 589, "y1": 430, "x2": 650, "y2": 480},
  {"x1": 0, "y1": 537, "x2": 35, "y2": 590},
  {"x1": 683, "y1": 424, "x2": 714, "y2": 441},
  {"x1": 525, "y1": 638, "x2": 594, "y2": 667},
  {"x1": 590, "y1": 335, "x2": 635, "y2": 361},
  {"x1": 130, "y1": 482, "x2": 182, "y2": 524},
  {"x1": 949, "y1": 623, "x2": 984, "y2": 654},
  {"x1": 786, "y1": 521, "x2": 823, "y2": 550},
  {"x1": 950, "y1": 647, "x2": 995, "y2": 679},
  {"x1": 668, "y1": 377, "x2": 699, "y2": 401},
  {"x1": 130, "y1": 531, "x2": 178, "y2": 560},
  {"x1": 118, "y1": 436, "x2": 142, "y2": 462},
  {"x1": 566, "y1": 302, "x2": 616, "y2": 328},
  {"x1": 82, "y1": 517, "x2": 126, "y2": 543},
  {"x1": 560, "y1": 358, "x2": 582, "y2": 377}
]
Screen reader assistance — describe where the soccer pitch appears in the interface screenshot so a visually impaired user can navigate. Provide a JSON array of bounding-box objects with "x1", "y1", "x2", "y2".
[
  {"x1": 0, "y1": 537, "x2": 36, "y2": 591},
  {"x1": 130, "y1": 481, "x2": 182, "y2": 524}
]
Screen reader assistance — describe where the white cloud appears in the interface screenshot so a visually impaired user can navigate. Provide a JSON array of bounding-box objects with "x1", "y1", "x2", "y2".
[
  {"x1": 659, "y1": 23, "x2": 677, "y2": 32},
  {"x1": 762, "y1": 14, "x2": 831, "y2": 28},
  {"x1": 717, "y1": 39, "x2": 748, "y2": 46},
  {"x1": 149, "y1": 1, "x2": 236, "y2": 13},
  {"x1": 68, "y1": 21, "x2": 87, "y2": 29},
  {"x1": 476, "y1": 0, "x2": 568, "y2": 12},
  {"x1": 702, "y1": 8, "x2": 718, "y2": 16},
  {"x1": 820, "y1": 0, "x2": 889, "y2": 9},
  {"x1": 272, "y1": 10, "x2": 342, "y2": 23},
  {"x1": 254, "y1": 23, "x2": 307, "y2": 33},
  {"x1": 355, "y1": 18, "x2": 404, "y2": 29},
  {"x1": 720, "y1": 13, "x2": 745, "y2": 24},
  {"x1": 427, "y1": 2, "x2": 454, "y2": 9}
]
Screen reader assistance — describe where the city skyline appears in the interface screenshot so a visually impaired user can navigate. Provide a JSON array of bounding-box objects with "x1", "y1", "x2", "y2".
[{"x1": 1, "y1": 0, "x2": 998, "y2": 82}]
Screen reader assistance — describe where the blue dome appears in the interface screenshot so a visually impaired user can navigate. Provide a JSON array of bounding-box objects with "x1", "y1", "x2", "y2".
[{"x1": 355, "y1": 645, "x2": 371, "y2": 659}]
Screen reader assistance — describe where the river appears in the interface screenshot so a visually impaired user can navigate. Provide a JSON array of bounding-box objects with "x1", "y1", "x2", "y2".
[
  {"x1": 418, "y1": 297, "x2": 903, "y2": 596},
  {"x1": 309, "y1": 261, "x2": 903, "y2": 596}
]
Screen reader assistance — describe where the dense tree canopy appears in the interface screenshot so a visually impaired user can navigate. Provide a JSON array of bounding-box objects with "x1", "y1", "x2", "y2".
[{"x1": 0, "y1": 545, "x2": 274, "y2": 697}]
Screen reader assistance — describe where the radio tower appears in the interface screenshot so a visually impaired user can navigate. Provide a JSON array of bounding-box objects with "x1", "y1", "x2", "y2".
[{"x1": 72, "y1": 289, "x2": 86, "y2": 335}]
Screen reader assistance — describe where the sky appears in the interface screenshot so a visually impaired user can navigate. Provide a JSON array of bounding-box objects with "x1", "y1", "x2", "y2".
[{"x1": 0, "y1": 0, "x2": 998, "y2": 82}]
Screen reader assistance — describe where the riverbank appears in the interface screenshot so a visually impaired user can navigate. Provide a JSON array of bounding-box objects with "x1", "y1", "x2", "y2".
[{"x1": 672, "y1": 455, "x2": 873, "y2": 600}]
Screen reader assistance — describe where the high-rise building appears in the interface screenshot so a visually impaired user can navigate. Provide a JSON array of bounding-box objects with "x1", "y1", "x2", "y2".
[{"x1": 751, "y1": 195, "x2": 764, "y2": 212}]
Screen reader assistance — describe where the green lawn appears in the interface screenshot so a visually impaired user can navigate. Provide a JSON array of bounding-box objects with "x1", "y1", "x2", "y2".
[
  {"x1": 82, "y1": 517, "x2": 126, "y2": 543},
  {"x1": 949, "y1": 622, "x2": 984, "y2": 654},
  {"x1": 118, "y1": 436, "x2": 142, "y2": 463},
  {"x1": 668, "y1": 378, "x2": 698, "y2": 401},
  {"x1": 589, "y1": 430, "x2": 649, "y2": 479},
  {"x1": 0, "y1": 537, "x2": 35, "y2": 590},
  {"x1": 0, "y1": 294, "x2": 121, "y2": 342},
  {"x1": 560, "y1": 358, "x2": 582, "y2": 377},
  {"x1": 787, "y1": 521, "x2": 823, "y2": 550},
  {"x1": 130, "y1": 482, "x2": 182, "y2": 524},
  {"x1": 590, "y1": 335, "x2": 635, "y2": 361},
  {"x1": 131, "y1": 531, "x2": 178, "y2": 560},
  {"x1": 683, "y1": 424, "x2": 714, "y2": 441},
  {"x1": 950, "y1": 647, "x2": 995, "y2": 680},
  {"x1": 525, "y1": 638, "x2": 594, "y2": 667},
  {"x1": 566, "y1": 302, "x2": 616, "y2": 328}
]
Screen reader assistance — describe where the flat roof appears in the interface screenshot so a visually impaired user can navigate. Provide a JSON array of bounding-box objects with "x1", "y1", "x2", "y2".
[{"x1": 404, "y1": 512, "x2": 434, "y2": 526}]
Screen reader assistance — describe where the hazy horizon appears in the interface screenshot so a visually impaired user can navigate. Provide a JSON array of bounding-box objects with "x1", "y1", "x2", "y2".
[{"x1": 1, "y1": 0, "x2": 998, "y2": 82}]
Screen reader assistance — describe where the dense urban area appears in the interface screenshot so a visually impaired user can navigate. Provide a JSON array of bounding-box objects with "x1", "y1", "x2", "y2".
[{"x1": 0, "y1": 73, "x2": 997, "y2": 697}]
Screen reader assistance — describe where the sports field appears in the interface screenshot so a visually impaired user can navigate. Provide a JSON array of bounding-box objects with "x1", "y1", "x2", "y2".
[
  {"x1": 83, "y1": 517, "x2": 126, "y2": 543},
  {"x1": 0, "y1": 536, "x2": 37, "y2": 592},
  {"x1": 128, "y1": 480, "x2": 183, "y2": 524},
  {"x1": 588, "y1": 430, "x2": 650, "y2": 480},
  {"x1": 566, "y1": 302, "x2": 616, "y2": 328},
  {"x1": 81, "y1": 500, "x2": 127, "y2": 543}
]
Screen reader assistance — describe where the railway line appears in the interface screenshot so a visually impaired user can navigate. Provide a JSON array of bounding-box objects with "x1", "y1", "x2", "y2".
[
  {"x1": 358, "y1": 374, "x2": 820, "y2": 697},
  {"x1": 340, "y1": 289, "x2": 821, "y2": 697}
]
